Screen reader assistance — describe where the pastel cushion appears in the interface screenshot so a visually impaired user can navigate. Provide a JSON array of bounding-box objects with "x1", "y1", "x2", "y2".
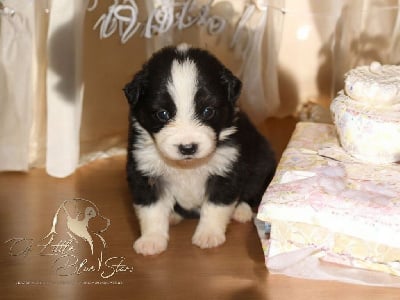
[
  {"x1": 344, "y1": 62, "x2": 400, "y2": 106},
  {"x1": 331, "y1": 91, "x2": 400, "y2": 164},
  {"x1": 257, "y1": 122, "x2": 400, "y2": 278}
]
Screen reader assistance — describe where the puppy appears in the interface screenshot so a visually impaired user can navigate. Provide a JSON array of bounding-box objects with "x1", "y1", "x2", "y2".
[{"x1": 124, "y1": 44, "x2": 276, "y2": 256}]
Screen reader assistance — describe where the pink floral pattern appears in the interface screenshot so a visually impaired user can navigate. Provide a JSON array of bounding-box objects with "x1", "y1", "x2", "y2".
[{"x1": 257, "y1": 122, "x2": 400, "y2": 277}]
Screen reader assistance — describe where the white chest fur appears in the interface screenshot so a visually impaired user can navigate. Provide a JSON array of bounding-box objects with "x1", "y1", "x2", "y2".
[{"x1": 161, "y1": 167, "x2": 209, "y2": 210}]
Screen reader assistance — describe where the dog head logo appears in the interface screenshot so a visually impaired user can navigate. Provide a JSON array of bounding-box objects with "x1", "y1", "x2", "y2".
[{"x1": 41, "y1": 198, "x2": 110, "y2": 255}]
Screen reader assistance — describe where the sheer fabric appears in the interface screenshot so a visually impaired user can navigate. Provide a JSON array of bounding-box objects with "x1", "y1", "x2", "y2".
[
  {"x1": 0, "y1": 0, "x2": 37, "y2": 171},
  {"x1": 46, "y1": 0, "x2": 88, "y2": 177},
  {"x1": 0, "y1": 0, "x2": 399, "y2": 177}
]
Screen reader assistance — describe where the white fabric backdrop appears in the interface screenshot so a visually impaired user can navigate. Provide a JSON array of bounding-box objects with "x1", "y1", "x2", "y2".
[
  {"x1": 0, "y1": 0, "x2": 399, "y2": 177},
  {"x1": 45, "y1": 0, "x2": 88, "y2": 178},
  {"x1": 0, "y1": 0, "x2": 36, "y2": 171}
]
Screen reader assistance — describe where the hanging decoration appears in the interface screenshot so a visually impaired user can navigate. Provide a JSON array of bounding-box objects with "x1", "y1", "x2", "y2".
[{"x1": 88, "y1": 0, "x2": 274, "y2": 47}]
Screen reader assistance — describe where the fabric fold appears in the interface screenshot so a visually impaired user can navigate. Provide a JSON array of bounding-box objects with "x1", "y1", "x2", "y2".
[{"x1": 45, "y1": 0, "x2": 88, "y2": 177}]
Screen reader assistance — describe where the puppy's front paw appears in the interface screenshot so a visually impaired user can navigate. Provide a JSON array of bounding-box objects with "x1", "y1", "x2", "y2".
[
  {"x1": 232, "y1": 202, "x2": 253, "y2": 223},
  {"x1": 192, "y1": 227, "x2": 226, "y2": 249},
  {"x1": 169, "y1": 212, "x2": 183, "y2": 225},
  {"x1": 133, "y1": 234, "x2": 168, "y2": 256}
]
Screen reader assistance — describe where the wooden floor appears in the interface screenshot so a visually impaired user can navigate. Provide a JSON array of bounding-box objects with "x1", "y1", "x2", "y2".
[{"x1": 1, "y1": 117, "x2": 399, "y2": 299}]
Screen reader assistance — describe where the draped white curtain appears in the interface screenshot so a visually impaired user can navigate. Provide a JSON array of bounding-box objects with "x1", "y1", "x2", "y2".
[
  {"x1": 0, "y1": 0, "x2": 399, "y2": 177},
  {"x1": 0, "y1": 0, "x2": 37, "y2": 172},
  {"x1": 0, "y1": 0, "x2": 88, "y2": 177},
  {"x1": 46, "y1": 0, "x2": 88, "y2": 177}
]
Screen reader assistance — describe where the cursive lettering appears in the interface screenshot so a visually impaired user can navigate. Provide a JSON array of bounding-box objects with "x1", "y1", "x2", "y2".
[
  {"x1": 54, "y1": 254, "x2": 80, "y2": 277},
  {"x1": 92, "y1": 0, "x2": 226, "y2": 43},
  {"x1": 102, "y1": 256, "x2": 134, "y2": 279},
  {"x1": 53, "y1": 252, "x2": 134, "y2": 279},
  {"x1": 4, "y1": 238, "x2": 34, "y2": 257},
  {"x1": 38, "y1": 238, "x2": 75, "y2": 256},
  {"x1": 5, "y1": 197, "x2": 134, "y2": 280}
]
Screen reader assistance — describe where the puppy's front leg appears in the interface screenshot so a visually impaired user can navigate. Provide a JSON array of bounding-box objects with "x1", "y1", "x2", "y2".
[
  {"x1": 192, "y1": 201, "x2": 236, "y2": 249},
  {"x1": 134, "y1": 200, "x2": 171, "y2": 256}
]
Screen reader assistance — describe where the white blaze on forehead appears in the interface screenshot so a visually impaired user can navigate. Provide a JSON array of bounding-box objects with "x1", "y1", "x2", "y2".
[
  {"x1": 156, "y1": 59, "x2": 217, "y2": 161},
  {"x1": 167, "y1": 59, "x2": 198, "y2": 119},
  {"x1": 176, "y1": 43, "x2": 190, "y2": 52}
]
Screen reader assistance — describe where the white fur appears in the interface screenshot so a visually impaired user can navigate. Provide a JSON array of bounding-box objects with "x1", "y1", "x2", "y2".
[
  {"x1": 133, "y1": 121, "x2": 238, "y2": 180},
  {"x1": 219, "y1": 126, "x2": 237, "y2": 141},
  {"x1": 154, "y1": 120, "x2": 216, "y2": 161},
  {"x1": 133, "y1": 199, "x2": 173, "y2": 256},
  {"x1": 169, "y1": 211, "x2": 183, "y2": 225},
  {"x1": 132, "y1": 120, "x2": 239, "y2": 253},
  {"x1": 176, "y1": 43, "x2": 190, "y2": 52},
  {"x1": 192, "y1": 201, "x2": 236, "y2": 249},
  {"x1": 232, "y1": 202, "x2": 253, "y2": 223},
  {"x1": 131, "y1": 57, "x2": 242, "y2": 254},
  {"x1": 132, "y1": 120, "x2": 238, "y2": 211},
  {"x1": 153, "y1": 59, "x2": 216, "y2": 161},
  {"x1": 168, "y1": 59, "x2": 197, "y2": 120}
]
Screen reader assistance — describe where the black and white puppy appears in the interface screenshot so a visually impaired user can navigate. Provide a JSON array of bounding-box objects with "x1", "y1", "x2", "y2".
[{"x1": 124, "y1": 44, "x2": 276, "y2": 256}]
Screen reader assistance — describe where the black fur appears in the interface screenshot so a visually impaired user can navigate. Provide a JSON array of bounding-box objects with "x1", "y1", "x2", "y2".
[{"x1": 124, "y1": 45, "x2": 276, "y2": 214}]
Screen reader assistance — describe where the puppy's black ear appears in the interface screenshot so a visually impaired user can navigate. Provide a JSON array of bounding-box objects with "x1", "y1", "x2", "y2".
[
  {"x1": 123, "y1": 68, "x2": 147, "y2": 108},
  {"x1": 221, "y1": 68, "x2": 242, "y2": 104}
]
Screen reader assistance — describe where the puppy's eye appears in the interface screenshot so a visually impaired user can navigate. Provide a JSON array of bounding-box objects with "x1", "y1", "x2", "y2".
[
  {"x1": 155, "y1": 109, "x2": 171, "y2": 122},
  {"x1": 202, "y1": 106, "x2": 215, "y2": 120}
]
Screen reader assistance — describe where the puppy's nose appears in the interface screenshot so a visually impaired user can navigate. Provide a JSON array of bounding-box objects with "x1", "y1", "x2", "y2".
[{"x1": 178, "y1": 143, "x2": 198, "y2": 155}]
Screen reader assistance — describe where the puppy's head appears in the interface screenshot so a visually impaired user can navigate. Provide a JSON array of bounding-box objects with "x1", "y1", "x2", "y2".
[{"x1": 124, "y1": 44, "x2": 241, "y2": 162}]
